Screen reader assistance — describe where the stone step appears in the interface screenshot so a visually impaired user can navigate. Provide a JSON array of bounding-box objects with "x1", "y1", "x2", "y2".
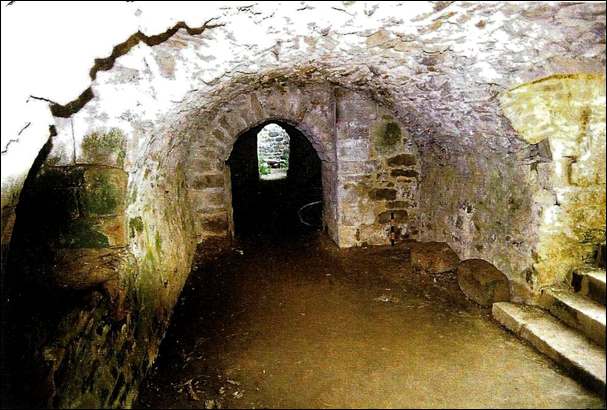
[
  {"x1": 572, "y1": 267, "x2": 606, "y2": 307},
  {"x1": 540, "y1": 288, "x2": 606, "y2": 348},
  {"x1": 493, "y1": 302, "x2": 606, "y2": 397}
]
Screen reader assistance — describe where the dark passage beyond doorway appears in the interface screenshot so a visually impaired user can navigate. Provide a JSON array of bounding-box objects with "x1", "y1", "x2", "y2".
[{"x1": 228, "y1": 121, "x2": 322, "y2": 237}]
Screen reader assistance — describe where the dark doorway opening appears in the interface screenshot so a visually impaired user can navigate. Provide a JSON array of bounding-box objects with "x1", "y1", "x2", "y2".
[{"x1": 228, "y1": 121, "x2": 322, "y2": 237}]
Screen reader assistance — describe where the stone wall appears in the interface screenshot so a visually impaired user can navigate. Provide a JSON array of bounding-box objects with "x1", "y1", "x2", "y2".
[
  {"x1": 335, "y1": 89, "x2": 420, "y2": 246},
  {"x1": 257, "y1": 124, "x2": 290, "y2": 171},
  {"x1": 418, "y1": 152, "x2": 540, "y2": 302},
  {"x1": 5, "y1": 123, "x2": 196, "y2": 407},
  {"x1": 501, "y1": 74, "x2": 607, "y2": 291},
  {"x1": 182, "y1": 83, "x2": 420, "y2": 248}
]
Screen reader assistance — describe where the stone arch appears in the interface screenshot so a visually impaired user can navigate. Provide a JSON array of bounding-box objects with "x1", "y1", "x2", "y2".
[
  {"x1": 182, "y1": 81, "x2": 423, "y2": 249},
  {"x1": 184, "y1": 83, "x2": 338, "y2": 244}
]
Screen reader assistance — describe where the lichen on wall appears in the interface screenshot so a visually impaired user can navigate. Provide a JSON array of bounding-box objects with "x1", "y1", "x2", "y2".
[{"x1": 501, "y1": 74, "x2": 607, "y2": 289}]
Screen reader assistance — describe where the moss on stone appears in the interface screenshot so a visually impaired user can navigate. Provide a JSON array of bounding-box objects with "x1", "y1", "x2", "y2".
[
  {"x1": 59, "y1": 220, "x2": 111, "y2": 249},
  {"x1": 81, "y1": 128, "x2": 127, "y2": 168},
  {"x1": 129, "y1": 217, "x2": 144, "y2": 239},
  {"x1": 377, "y1": 121, "x2": 401, "y2": 147},
  {"x1": 37, "y1": 166, "x2": 86, "y2": 188},
  {"x1": 155, "y1": 231, "x2": 162, "y2": 254},
  {"x1": 80, "y1": 168, "x2": 127, "y2": 217}
]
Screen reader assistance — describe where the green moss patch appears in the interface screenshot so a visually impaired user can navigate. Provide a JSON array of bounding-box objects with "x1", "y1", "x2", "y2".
[
  {"x1": 59, "y1": 220, "x2": 110, "y2": 249},
  {"x1": 377, "y1": 121, "x2": 402, "y2": 147},
  {"x1": 80, "y1": 168, "x2": 127, "y2": 217},
  {"x1": 129, "y1": 217, "x2": 144, "y2": 239},
  {"x1": 81, "y1": 128, "x2": 127, "y2": 168}
]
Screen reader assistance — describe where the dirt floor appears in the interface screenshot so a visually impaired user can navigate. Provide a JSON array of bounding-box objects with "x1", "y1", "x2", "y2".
[{"x1": 136, "y1": 217, "x2": 604, "y2": 409}]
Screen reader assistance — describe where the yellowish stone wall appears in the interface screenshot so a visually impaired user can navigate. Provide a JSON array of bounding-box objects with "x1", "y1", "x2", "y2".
[{"x1": 501, "y1": 74, "x2": 606, "y2": 289}]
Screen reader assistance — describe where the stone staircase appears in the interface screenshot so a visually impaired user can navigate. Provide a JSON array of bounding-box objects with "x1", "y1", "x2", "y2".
[{"x1": 493, "y1": 266, "x2": 606, "y2": 397}]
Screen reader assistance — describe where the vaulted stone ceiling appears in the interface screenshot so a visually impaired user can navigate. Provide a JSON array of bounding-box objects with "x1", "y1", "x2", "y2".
[{"x1": 1, "y1": 2, "x2": 605, "y2": 408}]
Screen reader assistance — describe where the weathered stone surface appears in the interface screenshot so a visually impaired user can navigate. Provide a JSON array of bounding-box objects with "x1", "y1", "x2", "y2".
[
  {"x1": 80, "y1": 168, "x2": 127, "y2": 218},
  {"x1": 50, "y1": 248, "x2": 129, "y2": 290},
  {"x1": 501, "y1": 75, "x2": 606, "y2": 287},
  {"x1": 493, "y1": 302, "x2": 606, "y2": 396},
  {"x1": 187, "y1": 173, "x2": 224, "y2": 190},
  {"x1": 198, "y1": 212, "x2": 229, "y2": 234},
  {"x1": 58, "y1": 219, "x2": 111, "y2": 249},
  {"x1": 89, "y1": 217, "x2": 127, "y2": 247},
  {"x1": 410, "y1": 241, "x2": 460, "y2": 274},
  {"x1": 377, "y1": 210, "x2": 408, "y2": 224},
  {"x1": 375, "y1": 121, "x2": 402, "y2": 148},
  {"x1": 1, "y1": 2, "x2": 605, "y2": 408},
  {"x1": 598, "y1": 243, "x2": 606, "y2": 269},
  {"x1": 418, "y1": 154, "x2": 538, "y2": 298},
  {"x1": 386, "y1": 154, "x2": 417, "y2": 167},
  {"x1": 539, "y1": 288, "x2": 606, "y2": 348},
  {"x1": 79, "y1": 128, "x2": 127, "y2": 168},
  {"x1": 368, "y1": 188, "x2": 397, "y2": 201},
  {"x1": 458, "y1": 259, "x2": 510, "y2": 307},
  {"x1": 391, "y1": 169, "x2": 418, "y2": 178}
]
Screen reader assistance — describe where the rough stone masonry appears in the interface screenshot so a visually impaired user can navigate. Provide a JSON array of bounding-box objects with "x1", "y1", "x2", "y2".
[{"x1": 1, "y1": 2, "x2": 605, "y2": 408}]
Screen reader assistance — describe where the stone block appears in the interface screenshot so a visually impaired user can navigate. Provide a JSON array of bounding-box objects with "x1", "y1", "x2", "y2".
[
  {"x1": 198, "y1": 212, "x2": 229, "y2": 234},
  {"x1": 22, "y1": 186, "x2": 81, "y2": 222},
  {"x1": 187, "y1": 173, "x2": 224, "y2": 190},
  {"x1": 359, "y1": 224, "x2": 390, "y2": 245},
  {"x1": 338, "y1": 226, "x2": 360, "y2": 248},
  {"x1": 387, "y1": 154, "x2": 417, "y2": 167},
  {"x1": 50, "y1": 247, "x2": 129, "y2": 290},
  {"x1": 597, "y1": 243, "x2": 606, "y2": 269},
  {"x1": 374, "y1": 121, "x2": 402, "y2": 149},
  {"x1": 36, "y1": 166, "x2": 86, "y2": 188},
  {"x1": 571, "y1": 159, "x2": 603, "y2": 187},
  {"x1": 189, "y1": 157, "x2": 224, "y2": 173},
  {"x1": 391, "y1": 169, "x2": 418, "y2": 179},
  {"x1": 189, "y1": 189, "x2": 226, "y2": 213},
  {"x1": 89, "y1": 217, "x2": 127, "y2": 247},
  {"x1": 337, "y1": 139, "x2": 369, "y2": 161},
  {"x1": 80, "y1": 167, "x2": 127, "y2": 217},
  {"x1": 458, "y1": 259, "x2": 510, "y2": 307},
  {"x1": 377, "y1": 209, "x2": 408, "y2": 224},
  {"x1": 368, "y1": 188, "x2": 397, "y2": 201},
  {"x1": 285, "y1": 87, "x2": 309, "y2": 122},
  {"x1": 339, "y1": 161, "x2": 380, "y2": 176},
  {"x1": 387, "y1": 200, "x2": 415, "y2": 209},
  {"x1": 57, "y1": 219, "x2": 111, "y2": 249},
  {"x1": 249, "y1": 92, "x2": 266, "y2": 120},
  {"x1": 410, "y1": 241, "x2": 460, "y2": 274},
  {"x1": 340, "y1": 202, "x2": 375, "y2": 226}
]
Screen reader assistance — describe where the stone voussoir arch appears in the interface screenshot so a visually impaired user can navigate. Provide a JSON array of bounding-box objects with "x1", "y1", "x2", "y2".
[{"x1": 184, "y1": 82, "x2": 339, "y2": 243}]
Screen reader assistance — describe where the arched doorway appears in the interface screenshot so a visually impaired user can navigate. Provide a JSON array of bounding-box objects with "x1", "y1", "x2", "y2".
[{"x1": 228, "y1": 121, "x2": 322, "y2": 237}]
